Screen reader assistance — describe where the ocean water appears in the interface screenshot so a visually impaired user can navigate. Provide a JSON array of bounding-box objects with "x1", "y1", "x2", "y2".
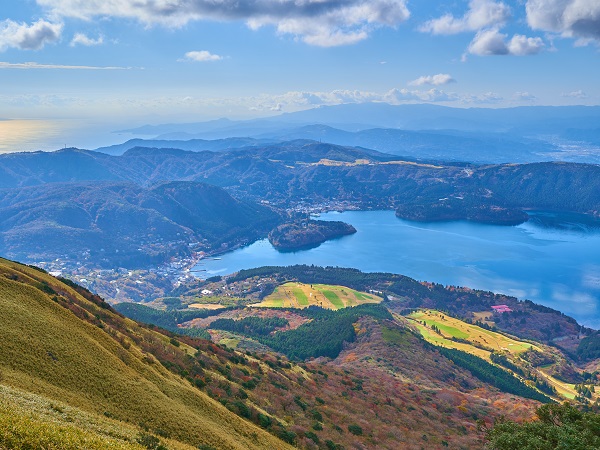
[{"x1": 0, "y1": 119, "x2": 139, "y2": 153}]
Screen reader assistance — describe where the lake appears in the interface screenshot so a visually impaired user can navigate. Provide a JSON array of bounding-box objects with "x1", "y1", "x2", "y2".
[{"x1": 194, "y1": 210, "x2": 600, "y2": 328}]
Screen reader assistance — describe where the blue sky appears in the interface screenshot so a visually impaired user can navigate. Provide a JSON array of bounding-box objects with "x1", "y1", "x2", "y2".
[{"x1": 0, "y1": 0, "x2": 599, "y2": 126}]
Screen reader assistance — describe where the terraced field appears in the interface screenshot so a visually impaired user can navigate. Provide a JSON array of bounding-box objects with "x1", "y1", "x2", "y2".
[
  {"x1": 254, "y1": 282, "x2": 382, "y2": 310},
  {"x1": 407, "y1": 309, "x2": 580, "y2": 401}
]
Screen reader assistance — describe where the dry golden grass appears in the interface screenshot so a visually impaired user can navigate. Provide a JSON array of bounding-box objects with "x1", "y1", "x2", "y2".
[
  {"x1": 473, "y1": 311, "x2": 495, "y2": 326},
  {"x1": 254, "y1": 282, "x2": 382, "y2": 310},
  {"x1": 188, "y1": 303, "x2": 227, "y2": 310},
  {"x1": 0, "y1": 258, "x2": 291, "y2": 450}
]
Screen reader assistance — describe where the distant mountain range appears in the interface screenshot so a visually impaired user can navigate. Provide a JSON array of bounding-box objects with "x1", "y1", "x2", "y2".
[
  {"x1": 107, "y1": 104, "x2": 600, "y2": 164},
  {"x1": 120, "y1": 104, "x2": 600, "y2": 135}
]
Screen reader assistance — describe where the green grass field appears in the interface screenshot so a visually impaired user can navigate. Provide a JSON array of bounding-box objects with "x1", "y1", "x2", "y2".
[
  {"x1": 322, "y1": 290, "x2": 344, "y2": 309},
  {"x1": 254, "y1": 282, "x2": 382, "y2": 310},
  {"x1": 292, "y1": 287, "x2": 309, "y2": 306}
]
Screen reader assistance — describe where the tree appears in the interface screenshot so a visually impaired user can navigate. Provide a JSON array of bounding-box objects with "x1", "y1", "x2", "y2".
[{"x1": 482, "y1": 403, "x2": 600, "y2": 450}]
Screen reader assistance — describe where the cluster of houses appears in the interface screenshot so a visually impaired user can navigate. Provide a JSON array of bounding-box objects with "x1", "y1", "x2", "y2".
[{"x1": 491, "y1": 304, "x2": 513, "y2": 313}]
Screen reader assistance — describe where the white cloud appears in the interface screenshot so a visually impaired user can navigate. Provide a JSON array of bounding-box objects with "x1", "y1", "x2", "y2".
[
  {"x1": 526, "y1": 0, "x2": 600, "y2": 43},
  {"x1": 561, "y1": 90, "x2": 588, "y2": 98},
  {"x1": 0, "y1": 61, "x2": 129, "y2": 70},
  {"x1": 37, "y1": 0, "x2": 410, "y2": 47},
  {"x1": 182, "y1": 50, "x2": 223, "y2": 62},
  {"x1": 420, "y1": 0, "x2": 510, "y2": 35},
  {"x1": 0, "y1": 19, "x2": 62, "y2": 51},
  {"x1": 409, "y1": 73, "x2": 456, "y2": 86},
  {"x1": 70, "y1": 33, "x2": 103, "y2": 47},
  {"x1": 468, "y1": 29, "x2": 544, "y2": 55}
]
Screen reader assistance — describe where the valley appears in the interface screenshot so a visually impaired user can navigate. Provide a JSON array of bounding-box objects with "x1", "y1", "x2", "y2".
[{"x1": 1, "y1": 141, "x2": 600, "y2": 310}]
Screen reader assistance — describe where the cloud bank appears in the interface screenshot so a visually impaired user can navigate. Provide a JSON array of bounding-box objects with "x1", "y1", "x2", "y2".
[
  {"x1": 70, "y1": 33, "x2": 103, "y2": 47},
  {"x1": 468, "y1": 29, "x2": 544, "y2": 55},
  {"x1": 0, "y1": 61, "x2": 128, "y2": 70},
  {"x1": 420, "y1": 0, "x2": 511, "y2": 35},
  {"x1": 37, "y1": 0, "x2": 410, "y2": 47}
]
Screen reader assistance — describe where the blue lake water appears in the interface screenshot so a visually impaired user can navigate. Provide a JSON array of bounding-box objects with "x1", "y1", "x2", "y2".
[{"x1": 194, "y1": 210, "x2": 600, "y2": 328}]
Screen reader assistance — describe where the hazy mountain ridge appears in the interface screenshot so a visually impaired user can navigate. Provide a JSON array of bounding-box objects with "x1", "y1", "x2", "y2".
[
  {"x1": 121, "y1": 105, "x2": 600, "y2": 135},
  {"x1": 108, "y1": 104, "x2": 600, "y2": 165},
  {"x1": 95, "y1": 137, "x2": 275, "y2": 156}
]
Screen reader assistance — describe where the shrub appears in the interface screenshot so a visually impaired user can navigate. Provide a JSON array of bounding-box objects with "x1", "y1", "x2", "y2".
[{"x1": 348, "y1": 424, "x2": 363, "y2": 436}]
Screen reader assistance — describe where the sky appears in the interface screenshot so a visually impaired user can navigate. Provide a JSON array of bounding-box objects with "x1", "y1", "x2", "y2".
[{"x1": 0, "y1": 0, "x2": 599, "y2": 145}]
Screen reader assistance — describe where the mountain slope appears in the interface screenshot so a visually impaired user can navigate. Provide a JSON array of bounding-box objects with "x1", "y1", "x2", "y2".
[
  {"x1": 0, "y1": 181, "x2": 280, "y2": 267},
  {"x1": 0, "y1": 258, "x2": 291, "y2": 450}
]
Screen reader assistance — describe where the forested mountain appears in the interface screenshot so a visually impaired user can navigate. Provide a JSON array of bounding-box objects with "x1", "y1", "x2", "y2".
[{"x1": 0, "y1": 181, "x2": 280, "y2": 267}]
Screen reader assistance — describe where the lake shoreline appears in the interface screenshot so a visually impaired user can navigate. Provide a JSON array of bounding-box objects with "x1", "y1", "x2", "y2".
[{"x1": 192, "y1": 210, "x2": 600, "y2": 328}]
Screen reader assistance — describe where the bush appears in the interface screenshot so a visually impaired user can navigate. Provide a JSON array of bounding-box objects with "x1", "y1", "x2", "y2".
[
  {"x1": 348, "y1": 424, "x2": 363, "y2": 436},
  {"x1": 305, "y1": 431, "x2": 320, "y2": 444}
]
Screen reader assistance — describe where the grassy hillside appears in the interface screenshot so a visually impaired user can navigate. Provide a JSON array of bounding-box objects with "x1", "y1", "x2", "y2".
[
  {"x1": 0, "y1": 384, "x2": 198, "y2": 450},
  {"x1": 255, "y1": 282, "x2": 382, "y2": 309},
  {"x1": 0, "y1": 258, "x2": 290, "y2": 450},
  {"x1": 408, "y1": 309, "x2": 540, "y2": 356},
  {"x1": 407, "y1": 309, "x2": 583, "y2": 402}
]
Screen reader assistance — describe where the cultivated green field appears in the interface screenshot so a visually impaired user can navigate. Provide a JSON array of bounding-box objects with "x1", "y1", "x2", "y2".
[{"x1": 254, "y1": 282, "x2": 382, "y2": 310}]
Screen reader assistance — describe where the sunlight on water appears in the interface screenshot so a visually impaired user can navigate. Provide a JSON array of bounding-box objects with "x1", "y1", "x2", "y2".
[{"x1": 0, "y1": 120, "x2": 71, "y2": 153}]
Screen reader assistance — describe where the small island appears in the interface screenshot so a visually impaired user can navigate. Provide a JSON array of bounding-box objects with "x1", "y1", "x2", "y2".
[{"x1": 268, "y1": 219, "x2": 357, "y2": 251}]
